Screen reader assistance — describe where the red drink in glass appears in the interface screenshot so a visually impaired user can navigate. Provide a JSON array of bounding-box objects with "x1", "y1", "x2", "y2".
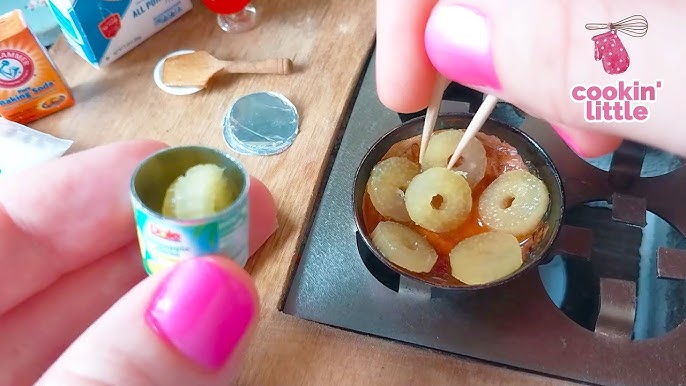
[
  {"x1": 201, "y1": 0, "x2": 258, "y2": 33},
  {"x1": 202, "y1": 0, "x2": 249, "y2": 14}
]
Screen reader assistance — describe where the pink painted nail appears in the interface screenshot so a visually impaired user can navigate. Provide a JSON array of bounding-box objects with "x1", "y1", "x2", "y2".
[
  {"x1": 551, "y1": 124, "x2": 587, "y2": 157},
  {"x1": 424, "y1": 3, "x2": 501, "y2": 91},
  {"x1": 146, "y1": 258, "x2": 255, "y2": 370}
]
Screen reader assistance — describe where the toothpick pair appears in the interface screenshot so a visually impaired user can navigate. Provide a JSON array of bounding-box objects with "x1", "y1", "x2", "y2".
[{"x1": 418, "y1": 76, "x2": 499, "y2": 170}]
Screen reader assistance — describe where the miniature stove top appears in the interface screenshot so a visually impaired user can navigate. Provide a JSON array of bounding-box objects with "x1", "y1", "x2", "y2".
[{"x1": 283, "y1": 55, "x2": 686, "y2": 386}]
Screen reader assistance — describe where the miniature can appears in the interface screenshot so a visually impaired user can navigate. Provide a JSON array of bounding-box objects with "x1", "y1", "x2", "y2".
[{"x1": 130, "y1": 146, "x2": 249, "y2": 275}]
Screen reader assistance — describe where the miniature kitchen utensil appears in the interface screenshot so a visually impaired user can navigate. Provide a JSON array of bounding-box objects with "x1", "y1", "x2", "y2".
[
  {"x1": 161, "y1": 50, "x2": 293, "y2": 88},
  {"x1": 446, "y1": 94, "x2": 499, "y2": 169},
  {"x1": 353, "y1": 112, "x2": 564, "y2": 290},
  {"x1": 154, "y1": 50, "x2": 203, "y2": 95},
  {"x1": 419, "y1": 75, "x2": 450, "y2": 163}
]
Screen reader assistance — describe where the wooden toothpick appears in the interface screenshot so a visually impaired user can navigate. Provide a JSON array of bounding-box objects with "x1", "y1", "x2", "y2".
[
  {"x1": 446, "y1": 94, "x2": 499, "y2": 169},
  {"x1": 419, "y1": 75, "x2": 451, "y2": 164}
]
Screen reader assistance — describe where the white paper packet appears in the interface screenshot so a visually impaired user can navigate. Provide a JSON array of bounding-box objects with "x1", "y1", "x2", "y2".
[{"x1": 0, "y1": 117, "x2": 73, "y2": 179}]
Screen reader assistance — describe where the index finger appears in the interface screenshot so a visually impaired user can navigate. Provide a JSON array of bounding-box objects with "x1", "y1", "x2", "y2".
[
  {"x1": 376, "y1": 0, "x2": 439, "y2": 113},
  {"x1": 0, "y1": 140, "x2": 167, "y2": 314}
]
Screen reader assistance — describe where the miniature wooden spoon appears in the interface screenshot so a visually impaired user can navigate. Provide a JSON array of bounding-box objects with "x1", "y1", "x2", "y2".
[{"x1": 161, "y1": 50, "x2": 294, "y2": 88}]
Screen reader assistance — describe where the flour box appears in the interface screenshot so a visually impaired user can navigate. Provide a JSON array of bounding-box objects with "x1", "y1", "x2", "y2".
[{"x1": 46, "y1": 0, "x2": 193, "y2": 68}]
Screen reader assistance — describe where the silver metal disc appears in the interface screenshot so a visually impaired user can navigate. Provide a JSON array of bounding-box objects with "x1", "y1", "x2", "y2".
[{"x1": 223, "y1": 92, "x2": 299, "y2": 156}]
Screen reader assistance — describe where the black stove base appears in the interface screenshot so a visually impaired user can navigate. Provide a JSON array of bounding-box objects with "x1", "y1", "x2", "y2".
[{"x1": 283, "y1": 57, "x2": 686, "y2": 385}]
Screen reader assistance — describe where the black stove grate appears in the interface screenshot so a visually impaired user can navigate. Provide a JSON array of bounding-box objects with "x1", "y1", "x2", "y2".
[{"x1": 283, "y1": 72, "x2": 686, "y2": 385}]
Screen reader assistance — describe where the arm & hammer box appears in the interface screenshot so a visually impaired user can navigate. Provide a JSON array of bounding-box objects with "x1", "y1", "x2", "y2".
[{"x1": 46, "y1": 0, "x2": 193, "y2": 68}]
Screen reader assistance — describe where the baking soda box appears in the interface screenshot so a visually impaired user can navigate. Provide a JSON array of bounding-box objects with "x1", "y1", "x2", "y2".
[
  {"x1": 0, "y1": 10, "x2": 74, "y2": 124},
  {"x1": 46, "y1": 0, "x2": 193, "y2": 67}
]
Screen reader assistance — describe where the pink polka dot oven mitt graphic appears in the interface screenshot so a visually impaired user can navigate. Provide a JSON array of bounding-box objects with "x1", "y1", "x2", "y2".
[
  {"x1": 592, "y1": 31, "x2": 629, "y2": 75},
  {"x1": 586, "y1": 15, "x2": 648, "y2": 75}
]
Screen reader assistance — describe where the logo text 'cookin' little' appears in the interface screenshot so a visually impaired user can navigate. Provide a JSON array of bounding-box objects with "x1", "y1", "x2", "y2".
[
  {"x1": 571, "y1": 80, "x2": 662, "y2": 123},
  {"x1": 570, "y1": 15, "x2": 658, "y2": 123}
]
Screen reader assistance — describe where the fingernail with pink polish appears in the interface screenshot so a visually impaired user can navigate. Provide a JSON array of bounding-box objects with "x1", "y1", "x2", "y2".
[
  {"x1": 146, "y1": 258, "x2": 255, "y2": 370},
  {"x1": 551, "y1": 124, "x2": 587, "y2": 157},
  {"x1": 424, "y1": 3, "x2": 501, "y2": 91}
]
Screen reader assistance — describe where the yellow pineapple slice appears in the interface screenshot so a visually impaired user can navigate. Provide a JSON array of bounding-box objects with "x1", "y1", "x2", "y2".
[
  {"x1": 404, "y1": 167, "x2": 472, "y2": 233},
  {"x1": 421, "y1": 129, "x2": 487, "y2": 188},
  {"x1": 478, "y1": 170, "x2": 549, "y2": 237},
  {"x1": 449, "y1": 231, "x2": 523, "y2": 285},
  {"x1": 367, "y1": 157, "x2": 420, "y2": 222},
  {"x1": 371, "y1": 221, "x2": 438, "y2": 273}
]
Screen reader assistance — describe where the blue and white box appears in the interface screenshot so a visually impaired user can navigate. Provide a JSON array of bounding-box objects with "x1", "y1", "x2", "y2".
[{"x1": 46, "y1": 0, "x2": 193, "y2": 68}]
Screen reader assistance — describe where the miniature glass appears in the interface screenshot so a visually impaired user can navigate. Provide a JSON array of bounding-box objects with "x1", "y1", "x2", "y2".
[{"x1": 201, "y1": 0, "x2": 259, "y2": 33}]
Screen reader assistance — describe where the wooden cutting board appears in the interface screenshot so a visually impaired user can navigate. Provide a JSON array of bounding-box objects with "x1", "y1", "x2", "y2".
[{"x1": 32, "y1": 0, "x2": 566, "y2": 384}]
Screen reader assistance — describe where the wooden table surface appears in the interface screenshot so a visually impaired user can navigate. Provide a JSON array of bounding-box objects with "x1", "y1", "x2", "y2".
[{"x1": 34, "y1": 1, "x2": 571, "y2": 384}]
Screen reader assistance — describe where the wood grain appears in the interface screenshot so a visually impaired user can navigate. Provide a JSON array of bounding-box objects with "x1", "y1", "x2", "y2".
[
  {"x1": 34, "y1": 1, "x2": 572, "y2": 384},
  {"x1": 162, "y1": 51, "x2": 293, "y2": 87}
]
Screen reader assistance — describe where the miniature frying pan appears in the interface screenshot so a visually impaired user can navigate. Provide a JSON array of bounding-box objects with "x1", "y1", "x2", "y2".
[{"x1": 353, "y1": 113, "x2": 565, "y2": 291}]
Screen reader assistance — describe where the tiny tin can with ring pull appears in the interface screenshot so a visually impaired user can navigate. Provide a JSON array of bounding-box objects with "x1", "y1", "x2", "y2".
[{"x1": 130, "y1": 146, "x2": 250, "y2": 275}]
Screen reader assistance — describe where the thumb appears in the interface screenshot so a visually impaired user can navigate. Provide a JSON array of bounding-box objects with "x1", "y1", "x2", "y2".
[
  {"x1": 37, "y1": 257, "x2": 259, "y2": 386},
  {"x1": 423, "y1": 0, "x2": 672, "y2": 157}
]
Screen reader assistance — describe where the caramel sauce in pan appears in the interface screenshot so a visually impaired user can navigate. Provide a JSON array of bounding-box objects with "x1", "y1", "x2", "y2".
[{"x1": 362, "y1": 132, "x2": 547, "y2": 286}]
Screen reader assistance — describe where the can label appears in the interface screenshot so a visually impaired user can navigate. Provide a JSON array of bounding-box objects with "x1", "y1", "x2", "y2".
[{"x1": 133, "y1": 193, "x2": 249, "y2": 275}]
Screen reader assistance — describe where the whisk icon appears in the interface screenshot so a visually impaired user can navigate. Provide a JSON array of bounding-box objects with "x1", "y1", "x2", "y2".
[{"x1": 585, "y1": 15, "x2": 648, "y2": 75}]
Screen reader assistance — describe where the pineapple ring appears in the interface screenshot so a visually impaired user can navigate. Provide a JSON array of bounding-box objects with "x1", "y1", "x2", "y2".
[
  {"x1": 162, "y1": 164, "x2": 237, "y2": 220},
  {"x1": 367, "y1": 157, "x2": 420, "y2": 222},
  {"x1": 405, "y1": 167, "x2": 472, "y2": 233},
  {"x1": 449, "y1": 231, "x2": 523, "y2": 285},
  {"x1": 371, "y1": 221, "x2": 438, "y2": 273},
  {"x1": 478, "y1": 170, "x2": 550, "y2": 237},
  {"x1": 421, "y1": 129, "x2": 487, "y2": 188}
]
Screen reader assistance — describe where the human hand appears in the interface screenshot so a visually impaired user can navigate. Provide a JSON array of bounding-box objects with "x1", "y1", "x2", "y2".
[
  {"x1": 0, "y1": 140, "x2": 259, "y2": 386},
  {"x1": 376, "y1": 0, "x2": 684, "y2": 158}
]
